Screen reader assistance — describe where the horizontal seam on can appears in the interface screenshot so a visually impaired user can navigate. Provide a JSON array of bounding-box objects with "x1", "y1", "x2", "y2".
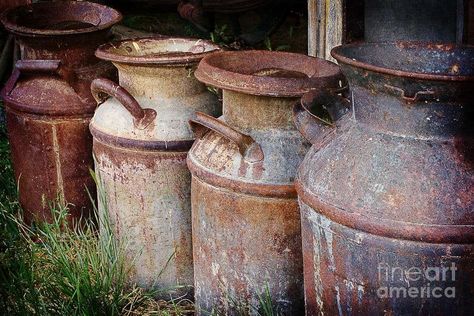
[
  {"x1": 4, "y1": 104, "x2": 93, "y2": 119},
  {"x1": 90, "y1": 125, "x2": 194, "y2": 152},
  {"x1": 187, "y1": 157, "x2": 297, "y2": 198},
  {"x1": 296, "y1": 181, "x2": 474, "y2": 244}
]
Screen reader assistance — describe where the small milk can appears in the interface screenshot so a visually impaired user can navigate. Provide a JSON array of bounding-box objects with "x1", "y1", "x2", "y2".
[
  {"x1": 187, "y1": 50, "x2": 344, "y2": 314},
  {"x1": 294, "y1": 42, "x2": 474, "y2": 315},
  {"x1": 90, "y1": 38, "x2": 221, "y2": 295},
  {"x1": 0, "y1": 1, "x2": 121, "y2": 223}
]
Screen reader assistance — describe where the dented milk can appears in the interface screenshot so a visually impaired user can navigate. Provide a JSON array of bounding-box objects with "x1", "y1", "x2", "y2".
[
  {"x1": 0, "y1": 1, "x2": 121, "y2": 223},
  {"x1": 187, "y1": 50, "x2": 344, "y2": 314},
  {"x1": 90, "y1": 38, "x2": 221, "y2": 295},
  {"x1": 293, "y1": 42, "x2": 474, "y2": 315}
]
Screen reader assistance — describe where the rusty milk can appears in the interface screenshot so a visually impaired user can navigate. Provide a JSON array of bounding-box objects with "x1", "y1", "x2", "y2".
[
  {"x1": 0, "y1": 1, "x2": 121, "y2": 223},
  {"x1": 187, "y1": 50, "x2": 344, "y2": 314},
  {"x1": 294, "y1": 42, "x2": 474, "y2": 315},
  {"x1": 90, "y1": 38, "x2": 221, "y2": 295}
]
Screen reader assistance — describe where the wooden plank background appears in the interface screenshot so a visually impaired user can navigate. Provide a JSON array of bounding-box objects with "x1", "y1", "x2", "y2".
[{"x1": 307, "y1": 0, "x2": 343, "y2": 61}]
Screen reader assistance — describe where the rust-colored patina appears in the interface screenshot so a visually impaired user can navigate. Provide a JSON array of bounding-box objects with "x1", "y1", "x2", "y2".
[
  {"x1": 187, "y1": 50, "x2": 344, "y2": 314},
  {"x1": 294, "y1": 42, "x2": 474, "y2": 315},
  {"x1": 91, "y1": 38, "x2": 221, "y2": 296},
  {"x1": 0, "y1": 1, "x2": 121, "y2": 224}
]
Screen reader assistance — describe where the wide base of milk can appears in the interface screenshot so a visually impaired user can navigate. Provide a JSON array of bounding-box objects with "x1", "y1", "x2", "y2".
[
  {"x1": 94, "y1": 140, "x2": 194, "y2": 297},
  {"x1": 191, "y1": 176, "x2": 304, "y2": 314},
  {"x1": 6, "y1": 108, "x2": 94, "y2": 223},
  {"x1": 300, "y1": 202, "x2": 474, "y2": 315}
]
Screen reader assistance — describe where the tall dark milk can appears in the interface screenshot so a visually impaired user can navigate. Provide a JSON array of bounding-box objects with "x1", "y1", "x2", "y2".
[
  {"x1": 0, "y1": 1, "x2": 121, "y2": 223},
  {"x1": 187, "y1": 50, "x2": 344, "y2": 314},
  {"x1": 294, "y1": 42, "x2": 474, "y2": 315},
  {"x1": 90, "y1": 38, "x2": 221, "y2": 295}
]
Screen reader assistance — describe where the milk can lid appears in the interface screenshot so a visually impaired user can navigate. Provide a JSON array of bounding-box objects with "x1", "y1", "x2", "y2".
[
  {"x1": 95, "y1": 37, "x2": 221, "y2": 66},
  {"x1": 195, "y1": 50, "x2": 344, "y2": 97},
  {"x1": 1, "y1": 1, "x2": 122, "y2": 36}
]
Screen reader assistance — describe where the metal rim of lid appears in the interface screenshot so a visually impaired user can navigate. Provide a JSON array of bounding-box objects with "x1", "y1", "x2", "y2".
[
  {"x1": 0, "y1": 1, "x2": 122, "y2": 36},
  {"x1": 195, "y1": 50, "x2": 344, "y2": 97},
  {"x1": 95, "y1": 37, "x2": 222, "y2": 66},
  {"x1": 331, "y1": 41, "x2": 474, "y2": 82}
]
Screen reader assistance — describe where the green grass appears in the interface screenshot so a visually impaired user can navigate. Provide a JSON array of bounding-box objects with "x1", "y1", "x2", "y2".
[
  {"x1": 222, "y1": 282, "x2": 281, "y2": 316},
  {"x1": 0, "y1": 161, "x2": 156, "y2": 314}
]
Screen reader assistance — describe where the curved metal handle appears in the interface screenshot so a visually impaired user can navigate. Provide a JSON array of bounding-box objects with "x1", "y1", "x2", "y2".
[
  {"x1": 293, "y1": 89, "x2": 351, "y2": 146},
  {"x1": 2, "y1": 59, "x2": 76, "y2": 96},
  {"x1": 384, "y1": 84, "x2": 436, "y2": 103},
  {"x1": 91, "y1": 78, "x2": 157, "y2": 130},
  {"x1": 190, "y1": 112, "x2": 264, "y2": 163}
]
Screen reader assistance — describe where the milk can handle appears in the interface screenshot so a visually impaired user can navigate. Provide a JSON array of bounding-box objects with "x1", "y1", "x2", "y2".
[
  {"x1": 91, "y1": 78, "x2": 157, "y2": 130},
  {"x1": 3, "y1": 60, "x2": 76, "y2": 95},
  {"x1": 190, "y1": 112, "x2": 264, "y2": 163},
  {"x1": 293, "y1": 89, "x2": 351, "y2": 146}
]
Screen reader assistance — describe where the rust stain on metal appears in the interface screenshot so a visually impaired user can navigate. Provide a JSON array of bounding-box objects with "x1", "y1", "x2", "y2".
[
  {"x1": 91, "y1": 37, "x2": 221, "y2": 297},
  {"x1": 188, "y1": 50, "x2": 343, "y2": 314},
  {"x1": 0, "y1": 1, "x2": 121, "y2": 224},
  {"x1": 51, "y1": 124, "x2": 65, "y2": 206},
  {"x1": 295, "y1": 42, "x2": 474, "y2": 315}
]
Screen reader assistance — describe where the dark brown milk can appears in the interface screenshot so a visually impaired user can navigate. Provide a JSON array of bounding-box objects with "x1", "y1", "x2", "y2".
[
  {"x1": 294, "y1": 42, "x2": 474, "y2": 315},
  {"x1": 90, "y1": 38, "x2": 221, "y2": 296},
  {"x1": 0, "y1": 1, "x2": 121, "y2": 223},
  {"x1": 187, "y1": 50, "x2": 344, "y2": 315}
]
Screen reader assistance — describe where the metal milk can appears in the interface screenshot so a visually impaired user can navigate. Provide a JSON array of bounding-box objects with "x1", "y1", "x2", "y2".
[
  {"x1": 90, "y1": 37, "x2": 221, "y2": 295},
  {"x1": 0, "y1": 1, "x2": 121, "y2": 223},
  {"x1": 187, "y1": 50, "x2": 344, "y2": 314},
  {"x1": 294, "y1": 42, "x2": 474, "y2": 315}
]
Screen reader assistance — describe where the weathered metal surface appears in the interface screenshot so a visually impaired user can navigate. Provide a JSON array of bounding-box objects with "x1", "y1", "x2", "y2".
[
  {"x1": 0, "y1": 1, "x2": 121, "y2": 224},
  {"x1": 294, "y1": 42, "x2": 474, "y2": 315},
  {"x1": 365, "y1": 0, "x2": 459, "y2": 43},
  {"x1": 91, "y1": 37, "x2": 220, "y2": 296},
  {"x1": 0, "y1": 0, "x2": 30, "y2": 14},
  {"x1": 187, "y1": 50, "x2": 343, "y2": 314}
]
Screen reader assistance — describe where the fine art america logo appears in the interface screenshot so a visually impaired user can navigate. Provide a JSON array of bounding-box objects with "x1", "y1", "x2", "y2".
[{"x1": 377, "y1": 262, "x2": 457, "y2": 299}]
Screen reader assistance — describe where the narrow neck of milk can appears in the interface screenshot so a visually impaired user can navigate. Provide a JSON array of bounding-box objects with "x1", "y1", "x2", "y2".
[
  {"x1": 18, "y1": 32, "x2": 108, "y2": 69},
  {"x1": 116, "y1": 64, "x2": 207, "y2": 99},
  {"x1": 222, "y1": 90, "x2": 299, "y2": 131},
  {"x1": 350, "y1": 84, "x2": 471, "y2": 140}
]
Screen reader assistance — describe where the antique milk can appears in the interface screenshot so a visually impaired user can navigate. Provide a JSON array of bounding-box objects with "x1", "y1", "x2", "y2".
[
  {"x1": 90, "y1": 38, "x2": 220, "y2": 295},
  {"x1": 0, "y1": 1, "x2": 121, "y2": 223},
  {"x1": 294, "y1": 42, "x2": 474, "y2": 315},
  {"x1": 187, "y1": 50, "x2": 344, "y2": 314}
]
